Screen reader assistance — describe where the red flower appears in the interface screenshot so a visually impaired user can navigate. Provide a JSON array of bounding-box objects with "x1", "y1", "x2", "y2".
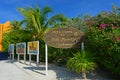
[
  {"x1": 116, "y1": 37, "x2": 120, "y2": 41},
  {"x1": 99, "y1": 24, "x2": 107, "y2": 29}
]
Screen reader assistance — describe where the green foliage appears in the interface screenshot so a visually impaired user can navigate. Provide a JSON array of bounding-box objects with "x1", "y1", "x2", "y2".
[
  {"x1": 2, "y1": 31, "x2": 19, "y2": 51},
  {"x1": 67, "y1": 51, "x2": 96, "y2": 79},
  {"x1": 67, "y1": 51, "x2": 95, "y2": 72},
  {"x1": 86, "y1": 27, "x2": 120, "y2": 75},
  {"x1": 48, "y1": 48, "x2": 78, "y2": 65},
  {"x1": 86, "y1": 5, "x2": 120, "y2": 76}
]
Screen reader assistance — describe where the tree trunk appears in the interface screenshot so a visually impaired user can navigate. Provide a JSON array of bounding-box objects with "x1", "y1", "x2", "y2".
[{"x1": 82, "y1": 71, "x2": 87, "y2": 79}]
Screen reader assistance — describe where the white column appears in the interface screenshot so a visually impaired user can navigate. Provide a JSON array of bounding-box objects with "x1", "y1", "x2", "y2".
[
  {"x1": 24, "y1": 43, "x2": 26, "y2": 64},
  {"x1": 36, "y1": 41, "x2": 39, "y2": 66},
  {"x1": 45, "y1": 44, "x2": 48, "y2": 76},
  {"x1": 9, "y1": 53, "x2": 11, "y2": 60}
]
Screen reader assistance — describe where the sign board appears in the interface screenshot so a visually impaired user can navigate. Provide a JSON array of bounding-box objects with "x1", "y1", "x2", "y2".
[
  {"x1": 44, "y1": 28, "x2": 85, "y2": 48},
  {"x1": 28, "y1": 41, "x2": 39, "y2": 55},
  {"x1": 8, "y1": 44, "x2": 14, "y2": 54},
  {"x1": 16, "y1": 43, "x2": 26, "y2": 54}
]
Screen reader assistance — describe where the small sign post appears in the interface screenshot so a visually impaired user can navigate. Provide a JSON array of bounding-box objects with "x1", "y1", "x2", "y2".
[
  {"x1": 28, "y1": 41, "x2": 39, "y2": 66},
  {"x1": 9, "y1": 53, "x2": 11, "y2": 60},
  {"x1": 8, "y1": 44, "x2": 14, "y2": 62},
  {"x1": 36, "y1": 41, "x2": 39, "y2": 66},
  {"x1": 12, "y1": 52, "x2": 14, "y2": 61},
  {"x1": 18, "y1": 54, "x2": 20, "y2": 62},
  {"x1": 29, "y1": 54, "x2": 31, "y2": 65},
  {"x1": 45, "y1": 44, "x2": 48, "y2": 76},
  {"x1": 16, "y1": 43, "x2": 26, "y2": 63},
  {"x1": 24, "y1": 51, "x2": 26, "y2": 64}
]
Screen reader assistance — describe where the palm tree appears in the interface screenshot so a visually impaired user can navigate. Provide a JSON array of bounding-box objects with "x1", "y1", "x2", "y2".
[
  {"x1": 17, "y1": 5, "x2": 67, "y2": 40},
  {"x1": 11, "y1": 20, "x2": 22, "y2": 30},
  {"x1": 67, "y1": 51, "x2": 96, "y2": 79}
]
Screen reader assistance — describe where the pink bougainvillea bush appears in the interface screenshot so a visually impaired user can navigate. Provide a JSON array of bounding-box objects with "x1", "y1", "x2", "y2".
[{"x1": 86, "y1": 5, "x2": 120, "y2": 76}]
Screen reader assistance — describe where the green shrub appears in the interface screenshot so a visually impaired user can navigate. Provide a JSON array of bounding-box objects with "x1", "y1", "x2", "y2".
[{"x1": 67, "y1": 51, "x2": 96, "y2": 79}]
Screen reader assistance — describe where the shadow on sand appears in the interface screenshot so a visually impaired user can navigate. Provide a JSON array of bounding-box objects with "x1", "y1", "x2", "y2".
[
  {"x1": 22, "y1": 63, "x2": 108, "y2": 80},
  {"x1": 23, "y1": 66, "x2": 46, "y2": 75}
]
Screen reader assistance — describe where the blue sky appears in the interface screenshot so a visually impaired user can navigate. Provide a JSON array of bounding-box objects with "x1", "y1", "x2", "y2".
[{"x1": 0, "y1": 0, "x2": 120, "y2": 23}]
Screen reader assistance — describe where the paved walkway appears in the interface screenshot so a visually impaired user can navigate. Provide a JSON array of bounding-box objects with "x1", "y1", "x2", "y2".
[
  {"x1": 0, "y1": 60, "x2": 38, "y2": 80},
  {"x1": 0, "y1": 60, "x2": 110, "y2": 80}
]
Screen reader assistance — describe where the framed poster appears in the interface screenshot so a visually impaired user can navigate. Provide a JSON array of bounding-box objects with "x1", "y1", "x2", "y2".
[
  {"x1": 16, "y1": 43, "x2": 26, "y2": 54},
  {"x1": 28, "y1": 41, "x2": 39, "y2": 55},
  {"x1": 8, "y1": 44, "x2": 14, "y2": 54}
]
